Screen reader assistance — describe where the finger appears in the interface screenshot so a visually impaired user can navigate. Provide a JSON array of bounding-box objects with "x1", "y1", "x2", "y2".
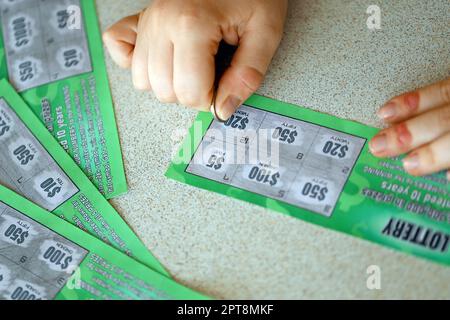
[
  {"x1": 131, "y1": 23, "x2": 151, "y2": 91},
  {"x1": 402, "y1": 132, "x2": 450, "y2": 176},
  {"x1": 214, "y1": 24, "x2": 283, "y2": 120},
  {"x1": 172, "y1": 24, "x2": 218, "y2": 111},
  {"x1": 103, "y1": 14, "x2": 139, "y2": 69},
  {"x1": 378, "y1": 78, "x2": 450, "y2": 123},
  {"x1": 370, "y1": 105, "x2": 450, "y2": 158},
  {"x1": 447, "y1": 171, "x2": 450, "y2": 181},
  {"x1": 148, "y1": 38, "x2": 176, "y2": 103}
]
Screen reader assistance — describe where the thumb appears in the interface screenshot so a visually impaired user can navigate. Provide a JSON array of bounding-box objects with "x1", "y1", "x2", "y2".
[
  {"x1": 103, "y1": 14, "x2": 139, "y2": 69},
  {"x1": 214, "y1": 25, "x2": 283, "y2": 121}
]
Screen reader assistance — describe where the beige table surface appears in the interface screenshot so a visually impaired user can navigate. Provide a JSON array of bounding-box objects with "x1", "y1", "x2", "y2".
[{"x1": 97, "y1": 0, "x2": 450, "y2": 299}]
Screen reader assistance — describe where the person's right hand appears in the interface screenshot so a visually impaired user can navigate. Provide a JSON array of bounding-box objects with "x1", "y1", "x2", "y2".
[{"x1": 103, "y1": 0, "x2": 288, "y2": 121}]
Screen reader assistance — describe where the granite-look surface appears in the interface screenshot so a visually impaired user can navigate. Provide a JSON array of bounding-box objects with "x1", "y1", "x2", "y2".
[{"x1": 97, "y1": 0, "x2": 450, "y2": 299}]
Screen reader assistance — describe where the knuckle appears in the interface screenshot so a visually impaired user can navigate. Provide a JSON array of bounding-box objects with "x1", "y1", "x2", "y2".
[
  {"x1": 102, "y1": 28, "x2": 118, "y2": 45},
  {"x1": 261, "y1": 23, "x2": 284, "y2": 47},
  {"x1": 148, "y1": 2, "x2": 167, "y2": 24},
  {"x1": 177, "y1": 10, "x2": 202, "y2": 32},
  {"x1": 394, "y1": 122, "x2": 413, "y2": 149},
  {"x1": 425, "y1": 144, "x2": 438, "y2": 167},
  {"x1": 102, "y1": 30, "x2": 112, "y2": 43},
  {"x1": 436, "y1": 106, "x2": 450, "y2": 129},
  {"x1": 439, "y1": 79, "x2": 450, "y2": 104},
  {"x1": 151, "y1": 0, "x2": 168, "y2": 12}
]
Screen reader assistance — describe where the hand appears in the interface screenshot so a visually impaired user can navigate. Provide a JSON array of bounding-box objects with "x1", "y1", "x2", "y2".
[
  {"x1": 370, "y1": 78, "x2": 450, "y2": 180},
  {"x1": 103, "y1": 0, "x2": 288, "y2": 121}
]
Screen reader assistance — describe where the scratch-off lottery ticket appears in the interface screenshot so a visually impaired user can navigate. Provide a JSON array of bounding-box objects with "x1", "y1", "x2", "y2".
[
  {"x1": 0, "y1": 0, "x2": 126, "y2": 198},
  {"x1": 167, "y1": 95, "x2": 450, "y2": 266},
  {"x1": 0, "y1": 186, "x2": 208, "y2": 300},
  {"x1": 0, "y1": 79, "x2": 168, "y2": 276}
]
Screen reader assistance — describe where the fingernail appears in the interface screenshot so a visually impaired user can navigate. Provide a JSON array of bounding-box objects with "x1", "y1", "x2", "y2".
[
  {"x1": 403, "y1": 154, "x2": 420, "y2": 172},
  {"x1": 405, "y1": 92, "x2": 420, "y2": 111},
  {"x1": 377, "y1": 102, "x2": 397, "y2": 120},
  {"x1": 210, "y1": 104, "x2": 222, "y2": 122},
  {"x1": 369, "y1": 134, "x2": 388, "y2": 154},
  {"x1": 219, "y1": 95, "x2": 242, "y2": 121}
]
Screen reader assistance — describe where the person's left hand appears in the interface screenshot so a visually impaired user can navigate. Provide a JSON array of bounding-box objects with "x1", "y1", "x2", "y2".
[{"x1": 370, "y1": 78, "x2": 450, "y2": 180}]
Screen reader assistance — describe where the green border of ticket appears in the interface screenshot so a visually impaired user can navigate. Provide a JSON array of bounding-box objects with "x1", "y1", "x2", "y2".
[
  {"x1": 0, "y1": 79, "x2": 169, "y2": 276},
  {"x1": 0, "y1": 185, "x2": 208, "y2": 300},
  {"x1": 167, "y1": 95, "x2": 450, "y2": 266}
]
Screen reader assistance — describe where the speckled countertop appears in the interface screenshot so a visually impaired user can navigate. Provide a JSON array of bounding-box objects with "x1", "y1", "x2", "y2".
[{"x1": 97, "y1": 0, "x2": 450, "y2": 299}]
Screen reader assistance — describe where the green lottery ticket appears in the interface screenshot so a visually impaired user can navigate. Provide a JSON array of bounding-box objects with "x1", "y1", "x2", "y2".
[
  {"x1": 0, "y1": 79, "x2": 168, "y2": 276},
  {"x1": 0, "y1": 186, "x2": 207, "y2": 300},
  {"x1": 167, "y1": 95, "x2": 450, "y2": 266},
  {"x1": 0, "y1": 0, "x2": 126, "y2": 199}
]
